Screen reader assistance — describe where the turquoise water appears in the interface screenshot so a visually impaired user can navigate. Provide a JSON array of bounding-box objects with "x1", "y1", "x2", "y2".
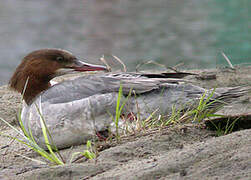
[
  {"x1": 210, "y1": 0, "x2": 251, "y2": 66},
  {"x1": 0, "y1": 0, "x2": 250, "y2": 85}
]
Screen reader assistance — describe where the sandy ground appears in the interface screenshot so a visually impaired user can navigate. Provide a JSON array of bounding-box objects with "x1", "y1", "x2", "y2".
[{"x1": 0, "y1": 66, "x2": 251, "y2": 180}]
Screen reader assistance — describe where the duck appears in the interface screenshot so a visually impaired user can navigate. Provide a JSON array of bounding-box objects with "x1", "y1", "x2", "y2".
[{"x1": 9, "y1": 49, "x2": 249, "y2": 149}]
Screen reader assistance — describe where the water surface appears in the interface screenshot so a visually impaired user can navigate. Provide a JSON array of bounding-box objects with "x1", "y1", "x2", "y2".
[{"x1": 0, "y1": 0, "x2": 250, "y2": 85}]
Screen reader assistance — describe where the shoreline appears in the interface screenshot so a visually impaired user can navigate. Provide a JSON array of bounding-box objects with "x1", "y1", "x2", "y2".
[{"x1": 1, "y1": 66, "x2": 251, "y2": 179}]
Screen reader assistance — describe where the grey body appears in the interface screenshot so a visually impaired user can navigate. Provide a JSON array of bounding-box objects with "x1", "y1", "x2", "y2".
[{"x1": 21, "y1": 73, "x2": 246, "y2": 149}]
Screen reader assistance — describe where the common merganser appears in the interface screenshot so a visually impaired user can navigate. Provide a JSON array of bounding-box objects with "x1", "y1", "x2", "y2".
[{"x1": 9, "y1": 49, "x2": 249, "y2": 149}]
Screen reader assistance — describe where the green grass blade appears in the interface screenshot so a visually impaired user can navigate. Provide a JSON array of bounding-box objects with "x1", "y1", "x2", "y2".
[
  {"x1": 34, "y1": 103, "x2": 64, "y2": 165},
  {"x1": 0, "y1": 117, "x2": 25, "y2": 138}
]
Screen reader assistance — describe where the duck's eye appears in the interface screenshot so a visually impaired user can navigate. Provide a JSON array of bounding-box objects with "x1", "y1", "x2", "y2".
[{"x1": 56, "y1": 56, "x2": 64, "y2": 61}]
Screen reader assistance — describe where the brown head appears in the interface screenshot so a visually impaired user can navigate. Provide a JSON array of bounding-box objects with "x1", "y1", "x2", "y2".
[{"x1": 9, "y1": 49, "x2": 107, "y2": 104}]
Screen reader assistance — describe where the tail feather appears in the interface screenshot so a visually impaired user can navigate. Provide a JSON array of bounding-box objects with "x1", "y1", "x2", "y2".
[{"x1": 208, "y1": 86, "x2": 250, "y2": 109}]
